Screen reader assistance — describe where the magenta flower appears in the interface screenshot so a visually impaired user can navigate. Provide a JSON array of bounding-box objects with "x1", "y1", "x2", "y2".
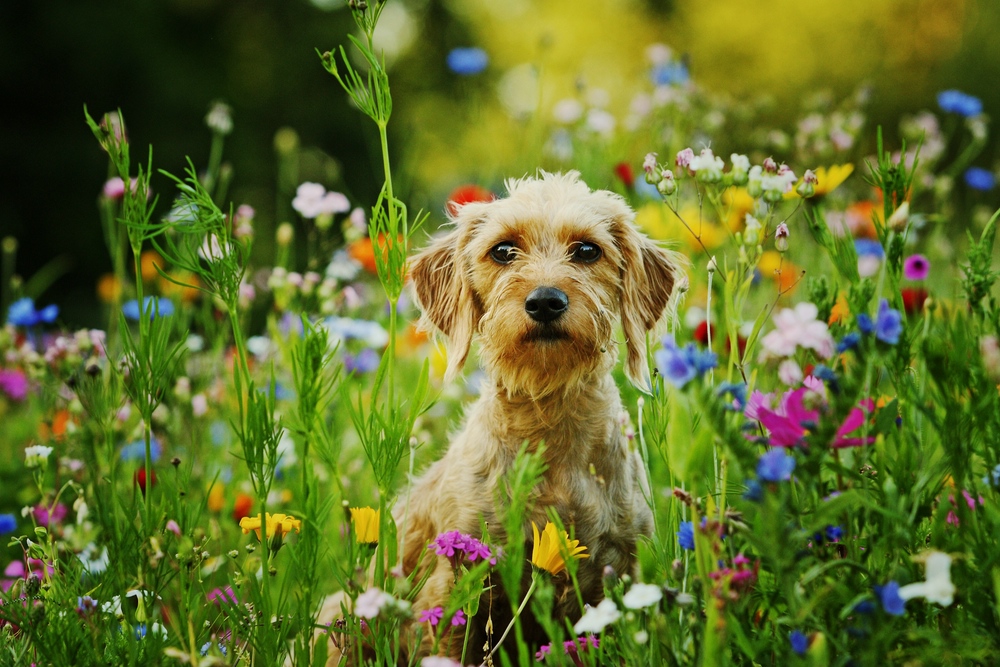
[
  {"x1": 208, "y1": 586, "x2": 238, "y2": 606},
  {"x1": 832, "y1": 399, "x2": 876, "y2": 448},
  {"x1": 755, "y1": 388, "x2": 819, "y2": 447},
  {"x1": 0, "y1": 369, "x2": 29, "y2": 401},
  {"x1": 418, "y1": 606, "x2": 444, "y2": 626},
  {"x1": 428, "y1": 531, "x2": 496, "y2": 566},
  {"x1": 903, "y1": 254, "x2": 930, "y2": 281},
  {"x1": 450, "y1": 609, "x2": 467, "y2": 626}
]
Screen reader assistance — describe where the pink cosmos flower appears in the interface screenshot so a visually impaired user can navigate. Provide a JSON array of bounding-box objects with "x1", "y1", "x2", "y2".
[
  {"x1": 832, "y1": 399, "x2": 876, "y2": 448},
  {"x1": 753, "y1": 388, "x2": 819, "y2": 447},
  {"x1": 903, "y1": 254, "x2": 930, "y2": 281},
  {"x1": 760, "y1": 302, "x2": 835, "y2": 360}
]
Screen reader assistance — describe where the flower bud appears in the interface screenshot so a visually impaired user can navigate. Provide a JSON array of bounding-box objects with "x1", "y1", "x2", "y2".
[
  {"x1": 796, "y1": 169, "x2": 817, "y2": 198},
  {"x1": 276, "y1": 222, "x2": 294, "y2": 247},
  {"x1": 675, "y1": 148, "x2": 695, "y2": 174},
  {"x1": 730, "y1": 154, "x2": 750, "y2": 186},
  {"x1": 887, "y1": 201, "x2": 909, "y2": 232},
  {"x1": 743, "y1": 215, "x2": 762, "y2": 246},
  {"x1": 643, "y1": 152, "x2": 661, "y2": 184},
  {"x1": 775, "y1": 222, "x2": 790, "y2": 252},
  {"x1": 657, "y1": 171, "x2": 676, "y2": 196}
]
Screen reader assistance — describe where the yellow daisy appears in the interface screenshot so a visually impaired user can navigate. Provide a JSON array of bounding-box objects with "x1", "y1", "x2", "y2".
[
  {"x1": 350, "y1": 507, "x2": 380, "y2": 545},
  {"x1": 531, "y1": 521, "x2": 588, "y2": 576},
  {"x1": 239, "y1": 512, "x2": 302, "y2": 542}
]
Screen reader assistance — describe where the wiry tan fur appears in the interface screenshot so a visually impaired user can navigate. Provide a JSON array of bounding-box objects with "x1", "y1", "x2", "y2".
[{"x1": 320, "y1": 171, "x2": 680, "y2": 665}]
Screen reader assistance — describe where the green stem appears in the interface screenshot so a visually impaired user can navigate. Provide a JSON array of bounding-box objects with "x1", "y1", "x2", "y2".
[{"x1": 482, "y1": 573, "x2": 537, "y2": 665}]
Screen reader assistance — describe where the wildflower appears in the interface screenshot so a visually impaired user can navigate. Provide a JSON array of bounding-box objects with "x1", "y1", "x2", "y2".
[
  {"x1": 552, "y1": 99, "x2": 584, "y2": 124},
  {"x1": 832, "y1": 399, "x2": 876, "y2": 448},
  {"x1": 0, "y1": 369, "x2": 29, "y2": 401},
  {"x1": 654, "y1": 335, "x2": 717, "y2": 388},
  {"x1": 825, "y1": 525, "x2": 844, "y2": 542},
  {"x1": 652, "y1": 61, "x2": 689, "y2": 86},
  {"x1": 537, "y1": 636, "x2": 600, "y2": 662},
  {"x1": 622, "y1": 582, "x2": 663, "y2": 609},
  {"x1": 232, "y1": 493, "x2": 253, "y2": 522},
  {"x1": 239, "y1": 512, "x2": 302, "y2": 543},
  {"x1": 964, "y1": 167, "x2": 996, "y2": 191},
  {"x1": 743, "y1": 479, "x2": 764, "y2": 502},
  {"x1": 643, "y1": 152, "x2": 660, "y2": 184},
  {"x1": 207, "y1": 586, "x2": 238, "y2": 606},
  {"x1": 350, "y1": 507, "x2": 380, "y2": 545},
  {"x1": 76, "y1": 596, "x2": 99, "y2": 616},
  {"x1": 531, "y1": 521, "x2": 588, "y2": 576},
  {"x1": 418, "y1": 606, "x2": 444, "y2": 626},
  {"x1": 292, "y1": 182, "x2": 350, "y2": 219},
  {"x1": 903, "y1": 254, "x2": 930, "y2": 281},
  {"x1": 716, "y1": 381, "x2": 747, "y2": 410},
  {"x1": 837, "y1": 332, "x2": 861, "y2": 353},
  {"x1": 761, "y1": 165, "x2": 797, "y2": 202},
  {"x1": 205, "y1": 101, "x2": 233, "y2": 135},
  {"x1": 675, "y1": 148, "x2": 695, "y2": 172},
  {"x1": 774, "y1": 222, "x2": 789, "y2": 252},
  {"x1": 0, "y1": 514, "x2": 15, "y2": 534},
  {"x1": 898, "y1": 551, "x2": 955, "y2": 606},
  {"x1": 743, "y1": 215, "x2": 762, "y2": 245},
  {"x1": 120, "y1": 437, "x2": 162, "y2": 463},
  {"x1": 322, "y1": 317, "x2": 389, "y2": 348},
  {"x1": 689, "y1": 148, "x2": 725, "y2": 183},
  {"x1": 677, "y1": 521, "x2": 695, "y2": 551},
  {"x1": 756, "y1": 449, "x2": 796, "y2": 482},
  {"x1": 354, "y1": 587, "x2": 394, "y2": 619},
  {"x1": 122, "y1": 296, "x2": 174, "y2": 321},
  {"x1": 901, "y1": 288, "x2": 929, "y2": 315},
  {"x1": 875, "y1": 581, "x2": 906, "y2": 615},
  {"x1": 7, "y1": 297, "x2": 58, "y2": 327},
  {"x1": 446, "y1": 183, "x2": 494, "y2": 215},
  {"x1": 760, "y1": 302, "x2": 835, "y2": 360},
  {"x1": 573, "y1": 598, "x2": 620, "y2": 634},
  {"x1": 429, "y1": 530, "x2": 496, "y2": 566},
  {"x1": 937, "y1": 89, "x2": 982, "y2": 117},
  {"x1": 874, "y1": 299, "x2": 902, "y2": 344},
  {"x1": 344, "y1": 348, "x2": 381, "y2": 375},
  {"x1": 24, "y1": 445, "x2": 54, "y2": 468},
  {"x1": 790, "y1": 630, "x2": 808, "y2": 656},
  {"x1": 730, "y1": 154, "x2": 750, "y2": 185},
  {"x1": 887, "y1": 201, "x2": 909, "y2": 232},
  {"x1": 446, "y1": 47, "x2": 488, "y2": 75},
  {"x1": 795, "y1": 169, "x2": 817, "y2": 197},
  {"x1": 451, "y1": 609, "x2": 466, "y2": 626},
  {"x1": 657, "y1": 170, "x2": 676, "y2": 196},
  {"x1": 778, "y1": 359, "x2": 803, "y2": 386}
]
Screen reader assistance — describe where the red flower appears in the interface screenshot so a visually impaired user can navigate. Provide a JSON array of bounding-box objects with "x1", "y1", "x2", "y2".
[
  {"x1": 901, "y1": 287, "x2": 928, "y2": 315},
  {"x1": 693, "y1": 320, "x2": 710, "y2": 346},
  {"x1": 614, "y1": 162, "x2": 635, "y2": 189},
  {"x1": 232, "y1": 493, "x2": 254, "y2": 522},
  {"x1": 134, "y1": 468, "x2": 156, "y2": 494},
  {"x1": 446, "y1": 184, "x2": 494, "y2": 216}
]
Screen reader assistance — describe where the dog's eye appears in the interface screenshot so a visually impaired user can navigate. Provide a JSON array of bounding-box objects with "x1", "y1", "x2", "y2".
[
  {"x1": 490, "y1": 242, "x2": 517, "y2": 265},
  {"x1": 571, "y1": 242, "x2": 602, "y2": 264}
]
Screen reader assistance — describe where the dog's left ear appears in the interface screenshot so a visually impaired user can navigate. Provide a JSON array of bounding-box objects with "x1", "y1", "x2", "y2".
[{"x1": 612, "y1": 212, "x2": 678, "y2": 391}]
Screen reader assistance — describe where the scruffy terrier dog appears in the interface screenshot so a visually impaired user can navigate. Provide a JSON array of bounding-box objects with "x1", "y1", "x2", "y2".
[
  {"x1": 319, "y1": 171, "x2": 679, "y2": 664},
  {"x1": 400, "y1": 171, "x2": 679, "y2": 661}
]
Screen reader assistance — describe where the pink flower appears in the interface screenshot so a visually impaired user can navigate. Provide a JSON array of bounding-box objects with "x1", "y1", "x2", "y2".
[
  {"x1": 165, "y1": 519, "x2": 182, "y2": 536},
  {"x1": 0, "y1": 369, "x2": 29, "y2": 401},
  {"x1": 675, "y1": 148, "x2": 695, "y2": 172},
  {"x1": 754, "y1": 388, "x2": 819, "y2": 447},
  {"x1": 903, "y1": 254, "x2": 930, "y2": 281},
  {"x1": 832, "y1": 399, "x2": 876, "y2": 448},
  {"x1": 418, "y1": 606, "x2": 444, "y2": 626},
  {"x1": 292, "y1": 183, "x2": 351, "y2": 219},
  {"x1": 208, "y1": 586, "x2": 238, "y2": 606},
  {"x1": 354, "y1": 587, "x2": 393, "y2": 619},
  {"x1": 760, "y1": 302, "x2": 835, "y2": 360},
  {"x1": 450, "y1": 609, "x2": 466, "y2": 626}
]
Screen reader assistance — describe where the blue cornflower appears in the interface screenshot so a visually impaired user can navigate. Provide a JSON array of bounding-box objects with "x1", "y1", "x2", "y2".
[
  {"x1": 654, "y1": 335, "x2": 717, "y2": 388},
  {"x1": 652, "y1": 61, "x2": 689, "y2": 87},
  {"x1": 6, "y1": 297, "x2": 58, "y2": 327},
  {"x1": 853, "y1": 600, "x2": 876, "y2": 615},
  {"x1": 756, "y1": 449, "x2": 796, "y2": 483},
  {"x1": 344, "y1": 348, "x2": 380, "y2": 374},
  {"x1": 856, "y1": 313, "x2": 874, "y2": 335},
  {"x1": 789, "y1": 630, "x2": 808, "y2": 656},
  {"x1": 937, "y1": 89, "x2": 982, "y2": 117},
  {"x1": 0, "y1": 513, "x2": 16, "y2": 534},
  {"x1": 447, "y1": 47, "x2": 488, "y2": 75},
  {"x1": 837, "y1": 332, "x2": 861, "y2": 353},
  {"x1": 875, "y1": 581, "x2": 906, "y2": 616},
  {"x1": 854, "y1": 238, "x2": 884, "y2": 259},
  {"x1": 964, "y1": 167, "x2": 996, "y2": 192},
  {"x1": 983, "y1": 464, "x2": 1000, "y2": 488},
  {"x1": 825, "y1": 525, "x2": 844, "y2": 542},
  {"x1": 742, "y1": 479, "x2": 764, "y2": 502},
  {"x1": 716, "y1": 381, "x2": 747, "y2": 410},
  {"x1": 122, "y1": 296, "x2": 174, "y2": 321},
  {"x1": 120, "y1": 437, "x2": 162, "y2": 463},
  {"x1": 812, "y1": 365, "x2": 837, "y2": 383},
  {"x1": 874, "y1": 299, "x2": 902, "y2": 345},
  {"x1": 677, "y1": 521, "x2": 695, "y2": 551}
]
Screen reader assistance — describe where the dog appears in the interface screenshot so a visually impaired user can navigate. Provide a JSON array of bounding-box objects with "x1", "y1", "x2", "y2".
[{"x1": 394, "y1": 170, "x2": 680, "y2": 662}]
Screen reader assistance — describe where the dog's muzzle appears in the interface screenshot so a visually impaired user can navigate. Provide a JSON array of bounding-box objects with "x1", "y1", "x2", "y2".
[{"x1": 525, "y1": 286, "x2": 568, "y2": 323}]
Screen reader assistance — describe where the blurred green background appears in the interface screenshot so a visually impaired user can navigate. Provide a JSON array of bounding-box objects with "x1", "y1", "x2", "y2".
[{"x1": 2, "y1": 0, "x2": 998, "y2": 328}]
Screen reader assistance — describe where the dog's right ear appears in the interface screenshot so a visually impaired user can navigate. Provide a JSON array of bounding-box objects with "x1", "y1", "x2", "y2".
[{"x1": 409, "y1": 225, "x2": 481, "y2": 381}]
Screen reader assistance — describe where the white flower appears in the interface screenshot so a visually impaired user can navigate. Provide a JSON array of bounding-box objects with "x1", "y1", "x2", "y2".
[
  {"x1": 760, "y1": 302, "x2": 835, "y2": 360},
  {"x1": 322, "y1": 317, "x2": 389, "y2": 349},
  {"x1": 778, "y1": 359, "x2": 804, "y2": 386},
  {"x1": 689, "y1": 148, "x2": 725, "y2": 182},
  {"x1": 552, "y1": 98, "x2": 584, "y2": 124},
  {"x1": 325, "y1": 249, "x2": 362, "y2": 282},
  {"x1": 573, "y1": 598, "x2": 621, "y2": 634},
  {"x1": 622, "y1": 583, "x2": 663, "y2": 609},
  {"x1": 292, "y1": 182, "x2": 351, "y2": 219},
  {"x1": 586, "y1": 108, "x2": 616, "y2": 136},
  {"x1": 354, "y1": 587, "x2": 394, "y2": 619},
  {"x1": 898, "y1": 551, "x2": 955, "y2": 607},
  {"x1": 25, "y1": 445, "x2": 54, "y2": 468},
  {"x1": 79, "y1": 544, "x2": 109, "y2": 574}
]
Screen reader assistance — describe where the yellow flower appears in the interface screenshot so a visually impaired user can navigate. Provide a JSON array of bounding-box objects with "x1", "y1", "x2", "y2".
[
  {"x1": 239, "y1": 512, "x2": 302, "y2": 542},
  {"x1": 531, "y1": 521, "x2": 588, "y2": 576},
  {"x1": 787, "y1": 164, "x2": 855, "y2": 199},
  {"x1": 350, "y1": 507, "x2": 380, "y2": 544},
  {"x1": 634, "y1": 203, "x2": 727, "y2": 252}
]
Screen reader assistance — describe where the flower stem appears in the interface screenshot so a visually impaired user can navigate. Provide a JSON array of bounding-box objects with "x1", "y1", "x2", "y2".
[{"x1": 481, "y1": 573, "x2": 538, "y2": 666}]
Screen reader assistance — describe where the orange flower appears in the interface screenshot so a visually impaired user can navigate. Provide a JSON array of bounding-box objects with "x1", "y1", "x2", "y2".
[
  {"x1": 140, "y1": 250, "x2": 164, "y2": 282},
  {"x1": 207, "y1": 484, "x2": 225, "y2": 512},
  {"x1": 232, "y1": 493, "x2": 254, "y2": 522},
  {"x1": 446, "y1": 184, "x2": 494, "y2": 216},
  {"x1": 829, "y1": 294, "x2": 850, "y2": 325},
  {"x1": 97, "y1": 273, "x2": 122, "y2": 304},
  {"x1": 348, "y1": 235, "x2": 404, "y2": 274}
]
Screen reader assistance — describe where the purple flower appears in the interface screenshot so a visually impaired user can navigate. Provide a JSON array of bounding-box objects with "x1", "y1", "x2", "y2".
[
  {"x1": 875, "y1": 581, "x2": 906, "y2": 615},
  {"x1": 450, "y1": 609, "x2": 466, "y2": 626},
  {"x1": 447, "y1": 48, "x2": 488, "y2": 75},
  {"x1": 825, "y1": 525, "x2": 844, "y2": 542},
  {"x1": 903, "y1": 255, "x2": 930, "y2": 281},
  {"x1": 418, "y1": 606, "x2": 444, "y2": 626},
  {"x1": 7, "y1": 297, "x2": 58, "y2": 327},
  {"x1": 790, "y1": 630, "x2": 808, "y2": 655},
  {"x1": 76, "y1": 595, "x2": 99, "y2": 615},
  {"x1": 0, "y1": 369, "x2": 29, "y2": 401},
  {"x1": 937, "y1": 89, "x2": 982, "y2": 117},
  {"x1": 344, "y1": 348, "x2": 380, "y2": 374},
  {"x1": 874, "y1": 299, "x2": 902, "y2": 345},
  {"x1": 428, "y1": 531, "x2": 496, "y2": 566},
  {"x1": 742, "y1": 479, "x2": 764, "y2": 502},
  {"x1": 208, "y1": 586, "x2": 238, "y2": 606},
  {"x1": 677, "y1": 521, "x2": 695, "y2": 550},
  {"x1": 654, "y1": 335, "x2": 717, "y2": 388},
  {"x1": 964, "y1": 167, "x2": 996, "y2": 192},
  {"x1": 757, "y1": 449, "x2": 796, "y2": 482}
]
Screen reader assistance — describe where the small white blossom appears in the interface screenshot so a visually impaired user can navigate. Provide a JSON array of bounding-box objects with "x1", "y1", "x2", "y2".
[
  {"x1": 689, "y1": 148, "x2": 725, "y2": 182},
  {"x1": 573, "y1": 598, "x2": 621, "y2": 634},
  {"x1": 355, "y1": 587, "x2": 395, "y2": 619},
  {"x1": 552, "y1": 98, "x2": 584, "y2": 124},
  {"x1": 622, "y1": 583, "x2": 663, "y2": 609},
  {"x1": 898, "y1": 551, "x2": 955, "y2": 607},
  {"x1": 25, "y1": 445, "x2": 54, "y2": 468}
]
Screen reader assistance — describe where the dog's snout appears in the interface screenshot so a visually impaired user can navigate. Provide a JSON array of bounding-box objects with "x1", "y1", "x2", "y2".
[{"x1": 525, "y1": 286, "x2": 569, "y2": 323}]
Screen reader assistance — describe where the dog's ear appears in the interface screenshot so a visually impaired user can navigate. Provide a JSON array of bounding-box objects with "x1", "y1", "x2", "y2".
[
  {"x1": 613, "y1": 216, "x2": 679, "y2": 391},
  {"x1": 409, "y1": 223, "x2": 481, "y2": 381}
]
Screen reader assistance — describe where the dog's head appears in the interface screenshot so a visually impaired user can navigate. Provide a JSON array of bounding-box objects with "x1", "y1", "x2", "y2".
[{"x1": 410, "y1": 171, "x2": 680, "y2": 396}]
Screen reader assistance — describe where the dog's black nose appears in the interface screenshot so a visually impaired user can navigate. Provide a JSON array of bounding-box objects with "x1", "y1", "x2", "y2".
[{"x1": 525, "y1": 286, "x2": 568, "y2": 323}]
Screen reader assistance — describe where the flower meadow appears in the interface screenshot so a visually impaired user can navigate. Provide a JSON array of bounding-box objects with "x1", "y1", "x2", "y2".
[{"x1": 3, "y1": 3, "x2": 1000, "y2": 667}]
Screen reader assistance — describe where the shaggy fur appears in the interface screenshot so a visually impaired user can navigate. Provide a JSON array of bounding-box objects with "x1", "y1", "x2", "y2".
[{"x1": 321, "y1": 171, "x2": 679, "y2": 664}]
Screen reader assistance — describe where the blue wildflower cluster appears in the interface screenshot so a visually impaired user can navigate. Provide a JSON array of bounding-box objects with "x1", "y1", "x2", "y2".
[
  {"x1": 875, "y1": 581, "x2": 906, "y2": 616},
  {"x1": 677, "y1": 520, "x2": 695, "y2": 551},
  {"x1": 655, "y1": 335, "x2": 717, "y2": 388},
  {"x1": 856, "y1": 299, "x2": 902, "y2": 345},
  {"x1": 122, "y1": 296, "x2": 175, "y2": 321},
  {"x1": 964, "y1": 167, "x2": 996, "y2": 192},
  {"x1": 937, "y1": 89, "x2": 983, "y2": 117},
  {"x1": 756, "y1": 449, "x2": 796, "y2": 483},
  {"x1": 447, "y1": 47, "x2": 488, "y2": 75},
  {"x1": 6, "y1": 297, "x2": 59, "y2": 327}
]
